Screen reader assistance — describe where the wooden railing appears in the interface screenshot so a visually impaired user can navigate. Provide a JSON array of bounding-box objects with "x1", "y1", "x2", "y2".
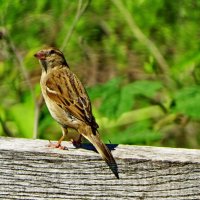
[{"x1": 0, "y1": 137, "x2": 200, "y2": 199}]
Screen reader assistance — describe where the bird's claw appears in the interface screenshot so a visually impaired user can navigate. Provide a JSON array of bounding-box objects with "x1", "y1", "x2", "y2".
[{"x1": 48, "y1": 140, "x2": 68, "y2": 150}]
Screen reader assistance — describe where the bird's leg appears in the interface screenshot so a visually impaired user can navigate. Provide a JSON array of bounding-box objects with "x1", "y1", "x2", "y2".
[
  {"x1": 48, "y1": 127, "x2": 68, "y2": 150},
  {"x1": 71, "y1": 134, "x2": 82, "y2": 148}
]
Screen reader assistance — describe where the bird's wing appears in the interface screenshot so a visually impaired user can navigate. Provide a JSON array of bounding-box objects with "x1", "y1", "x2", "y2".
[{"x1": 46, "y1": 67, "x2": 98, "y2": 128}]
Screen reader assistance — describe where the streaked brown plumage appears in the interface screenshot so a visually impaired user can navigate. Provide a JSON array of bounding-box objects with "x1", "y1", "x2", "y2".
[{"x1": 34, "y1": 47, "x2": 119, "y2": 179}]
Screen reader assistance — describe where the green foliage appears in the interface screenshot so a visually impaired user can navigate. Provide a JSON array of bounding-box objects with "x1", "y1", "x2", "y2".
[
  {"x1": 173, "y1": 86, "x2": 200, "y2": 119},
  {"x1": 1, "y1": 0, "x2": 200, "y2": 148},
  {"x1": 114, "y1": 121, "x2": 162, "y2": 145},
  {"x1": 8, "y1": 94, "x2": 34, "y2": 138},
  {"x1": 0, "y1": 92, "x2": 34, "y2": 138},
  {"x1": 89, "y1": 78, "x2": 162, "y2": 119}
]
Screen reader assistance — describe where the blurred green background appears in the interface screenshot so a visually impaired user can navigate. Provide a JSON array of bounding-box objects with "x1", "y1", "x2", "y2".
[{"x1": 1, "y1": 0, "x2": 200, "y2": 148}]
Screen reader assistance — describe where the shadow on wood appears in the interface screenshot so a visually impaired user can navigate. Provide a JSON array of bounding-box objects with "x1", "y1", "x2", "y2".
[{"x1": 77, "y1": 143, "x2": 119, "y2": 152}]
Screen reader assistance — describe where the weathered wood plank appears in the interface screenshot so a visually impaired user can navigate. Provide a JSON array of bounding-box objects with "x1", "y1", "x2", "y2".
[{"x1": 0, "y1": 137, "x2": 200, "y2": 199}]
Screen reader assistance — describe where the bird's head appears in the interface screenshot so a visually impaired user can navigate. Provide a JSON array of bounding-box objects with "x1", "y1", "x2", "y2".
[{"x1": 34, "y1": 47, "x2": 69, "y2": 72}]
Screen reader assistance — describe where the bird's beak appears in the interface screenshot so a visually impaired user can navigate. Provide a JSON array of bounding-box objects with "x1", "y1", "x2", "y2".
[
  {"x1": 34, "y1": 51, "x2": 48, "y2": 72},
  {"x1": 34, "y1": 51, "x2": 46, "y2": 60}
]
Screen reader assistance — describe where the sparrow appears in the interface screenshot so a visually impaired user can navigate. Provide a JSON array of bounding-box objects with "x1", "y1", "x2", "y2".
[{"x1": 34, "y1": 47, "x2": 119, "y2": 179}]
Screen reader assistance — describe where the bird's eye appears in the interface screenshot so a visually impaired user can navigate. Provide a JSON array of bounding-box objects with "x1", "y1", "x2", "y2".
[{"x1": 49, "y1": 49, "x2": 56, "y2": 54}]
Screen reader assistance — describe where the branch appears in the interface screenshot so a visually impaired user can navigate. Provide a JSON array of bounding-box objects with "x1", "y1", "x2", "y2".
[
  {"x1": 111, "y1": 0, "x2": 172, "y2": 85},
  {"x1": 60, "y1": 0, "x2": 91, "y2": 51}
]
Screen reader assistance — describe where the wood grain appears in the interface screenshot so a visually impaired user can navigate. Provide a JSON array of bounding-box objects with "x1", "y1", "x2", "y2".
[{"x1": 0, "y1": 137, "x2": 200, "y2": 199}]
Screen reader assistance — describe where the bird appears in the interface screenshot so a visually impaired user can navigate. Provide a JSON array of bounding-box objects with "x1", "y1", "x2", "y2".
[{"x1": 34, "y1": 47, "x2": 119, "y2": 179}]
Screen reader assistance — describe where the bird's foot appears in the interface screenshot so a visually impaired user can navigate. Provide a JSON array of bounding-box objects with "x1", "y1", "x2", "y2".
[{"x1": 48, "y1": 140, "x2": 68, "y2": 150}]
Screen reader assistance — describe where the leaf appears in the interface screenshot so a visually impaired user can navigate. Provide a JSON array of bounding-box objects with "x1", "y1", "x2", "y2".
[
  {"x1": 173, "y1": 86, "x2": 200, "y2": 119},
  {"x1": 9, "y1": 94, "x2": 34, "y2": 138},
  {"x1": 116, "y1": 80, "x2": 162, "y2": 117},
  {"x1": 87, "y1": 77, "x2": 123, "y2": 100},
  {"x1": 129, "y1": 80, "x2": 163, "y2": 97},
  {"x1": 89, "y1": 78, "x2": 163, "y2": 119},
  {"x1": 88, "y1": 77, "x2": 123, "y2": 118},
  {"x1": 116, "y1": 83, "x2": 135, "y2": 117},
  {"x1": 106, "y1": 121, "x2": 161, "y2": 145}
]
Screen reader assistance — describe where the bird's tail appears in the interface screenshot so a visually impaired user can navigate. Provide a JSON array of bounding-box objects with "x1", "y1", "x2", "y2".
[{"x1": 81, "y1": 126, "x2": 119, "y2": 179}]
